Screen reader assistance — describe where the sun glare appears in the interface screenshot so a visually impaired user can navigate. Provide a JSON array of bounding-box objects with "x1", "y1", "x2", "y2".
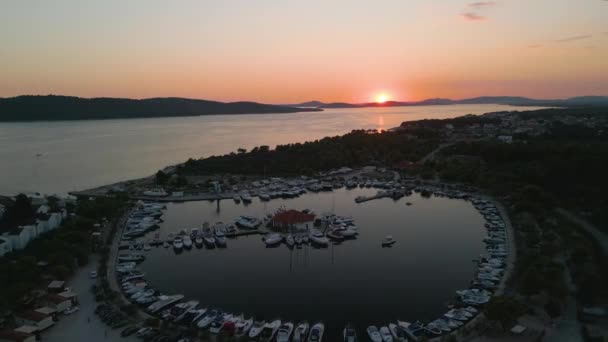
[{"x1": 375, "y1": 94, "x2": 389, "y2": 103}]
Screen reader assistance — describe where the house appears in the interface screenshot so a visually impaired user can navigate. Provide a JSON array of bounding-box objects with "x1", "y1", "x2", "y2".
[
  {"x1": 47, "y1": 291, "x2": 77, "y2": 313},
  {"x1": 272, "y1": 210, "x2": 315, "y2": 232},
  {"x1": 12, "y1": 326, "x2": 37, "y2": 337},
  {"x1": 34, "y1": 307, "x2": 57, "y2": 320},
  {"x1": 0, "y1": 237, "x2": 12, "y2": 257},
  {"x1": 14, "y1": 311, "x2": 54, "y2": 331},
  {"x1": 46, "y1": 280, "x2": 65, "y2": 293},
  {"x1": 0, "y1": 329, "x2": 36, "y2": 342},
  {"x1": 7, "y1": 227, "x2": 32, "y2": 251}
]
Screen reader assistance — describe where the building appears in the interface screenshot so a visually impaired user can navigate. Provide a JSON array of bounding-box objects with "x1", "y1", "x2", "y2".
[
  {"x1": 46, "y1": 291, "x2": 77, "y2": 313},
  {"x1": 14, "y1": 311, "x2": 54, "y2": 331},
  {"x1": 0, "y1": 329, "x2": 36, "y2": 342},
  {"x1": 46, "y1": 281, "x2": 65, "y2": 293},
  {"x1": 272, "y1": 210, "x2": 315, "y2": 232}
]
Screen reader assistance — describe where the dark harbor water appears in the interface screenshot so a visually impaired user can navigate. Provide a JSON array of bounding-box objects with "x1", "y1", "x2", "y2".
[{"x1": 138, "y1": 188, "x2": 487, "y2": 339}]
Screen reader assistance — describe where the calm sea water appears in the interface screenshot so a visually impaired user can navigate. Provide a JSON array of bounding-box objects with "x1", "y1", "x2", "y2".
[
  {"x1": 0, "y1": 105, "x2": 546, "y2": 195},
  {"x1": 138, "y1": 188, "x2": 487, "y2": 339}
]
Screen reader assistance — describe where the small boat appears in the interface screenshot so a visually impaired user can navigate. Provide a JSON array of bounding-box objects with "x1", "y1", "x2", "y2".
[
  {"x1": 183, "y1": 236, "x2": 193, "y2": 249},
  {"x1": 276, "y1": 322, "x2": 294, "y2": 342},
  {"x1": 248, "y1": 320, "x2": 266, "y2": 339},
  {"x1": 264, "y1": 233, "x2": 283, "y2": 247},
  {"x1": 307, "y1": 322, "x2": 325, "y2": 342},
  {"x1": 343, "y1": 324, "x2": 357, "y2": 342},
  {"x1": 235, "y1": 316, "x2": 254, "y2": 336},
  {"x1": 309, "y1": 230, "x2": 329, "y2": 246},
  {"x1": 367, "y1": 326, "x2": 382, "y2": 342},
  {"x1": 209, "y1": 313, "x2": 232, "y2": 334},
  {"x1": 381, "y1": 235, "x2": 396, "y2": 247},
  {"x1": 295, "y1": 235, "x2": 303, "y2": 246},
  {"x1": 143, "y1": 244, "x2": 151, "y2": 251},
  {"x1": 173, "y1": 237, "x2": 183, "y2": 250},
  {"x1": 285, "y1": 235, "x2": 295, "y2": 248},
  {"x1": 197, "y1": 310, "x2": 221, "y2": 329},
  {"x1": 195, "y1": 235, "x2": 203, "y2": 248},
  {"x1": 293, "y1": 322, "x2": 309, "y2": 342},
  {"x1": 380, "y1": 326, "x2": 393, "y2": 341},
  {"x1": 388, "y1": 323, "x2": 407, "y2": 341},
  {"x1": 241, "y1": 192, "x2": 253, "y2": 203},
  {"x1": 327, "y1": 229, "x2": 344, "y2": 241},
  {"x1": 117, "y1": 254, "x2": 146, "y2": 263},
  {"x1": 260, "y1": 319, "x2": 281, "y2": 340},
  {"x1": 233, "y1": 194, "x2": 241, "y2": 203}
]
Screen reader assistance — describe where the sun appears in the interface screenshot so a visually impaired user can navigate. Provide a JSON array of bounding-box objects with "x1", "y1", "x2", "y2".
[{"x1": 375, "y1": 93, "x2": 389, "y2": 103}]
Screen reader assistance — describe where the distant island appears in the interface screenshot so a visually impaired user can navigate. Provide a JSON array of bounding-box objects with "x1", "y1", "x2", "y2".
[
  {"x1": 287, "y1": 96, "x2": 608, "y2": 109},
  {"x1": 1, "y1": 94, "x2": 607, "y2": 122},
  {"x1": 0, "y1": 95, "x2": 322, "y2": 122}
]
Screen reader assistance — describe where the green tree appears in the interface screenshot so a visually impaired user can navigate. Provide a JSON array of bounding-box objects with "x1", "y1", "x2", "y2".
[{"x1": 484, "y1": 296, "x2": 526, "y2": 331}]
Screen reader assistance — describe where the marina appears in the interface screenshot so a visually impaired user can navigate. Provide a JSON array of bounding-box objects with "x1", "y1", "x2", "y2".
[{"x1": 111, "y1": 174, "x2": 511, "y2": 340}]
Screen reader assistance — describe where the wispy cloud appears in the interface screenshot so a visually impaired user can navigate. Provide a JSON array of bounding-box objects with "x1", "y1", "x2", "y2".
[
  {"x1": 468, "y1": 1, "x2": 496, "y2": 8},
  {"x1": 460, "y1": 12, "x2": 486, "y2": 21},
  {"x1": 555, "y1": 34, "x2": 592, "y2": 42}
]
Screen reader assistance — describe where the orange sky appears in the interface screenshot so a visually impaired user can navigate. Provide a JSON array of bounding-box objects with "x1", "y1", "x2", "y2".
[{"x1": 1, "y1": 1, "x2": 607, "y2": 103}]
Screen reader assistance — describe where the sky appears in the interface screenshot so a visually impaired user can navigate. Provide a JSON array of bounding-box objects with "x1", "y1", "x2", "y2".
[{"x1": 0, "y1": 0, "x2": 607, "y2": 103}]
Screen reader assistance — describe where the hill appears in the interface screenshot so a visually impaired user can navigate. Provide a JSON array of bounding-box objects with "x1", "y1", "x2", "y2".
[
  {"x1": 287, "y1": 96, "x2": 608, "y2": 109},
  {"x1": 0, "y1": 95, "x2": 322, "y2": 122}
]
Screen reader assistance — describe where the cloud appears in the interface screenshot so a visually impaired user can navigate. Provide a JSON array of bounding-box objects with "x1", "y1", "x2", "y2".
[
  {"x1": 468, "y1": 1, "x2": 496, "y2": 8},
  {"x1": 528, "y1": 44, "x2": 543, "y2": 48},
  {"x1": 460, "y1": 12, "x2": 486, "y2": 21},
  {"x1": 554, "y1": 35, "x2": 592, "y2": 42}
]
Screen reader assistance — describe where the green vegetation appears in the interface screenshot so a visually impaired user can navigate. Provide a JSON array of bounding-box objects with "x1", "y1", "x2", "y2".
[
  {"x1": 0, "y1": 196, "x2": 127, "y2": 312},
  {"x1": 178, "y1": 129, "x2": 440, "y2": 176}
]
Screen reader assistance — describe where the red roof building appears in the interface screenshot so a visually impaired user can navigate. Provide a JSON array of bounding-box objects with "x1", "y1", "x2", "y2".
[
  {"x1": 0, "y1": 329, "x2": 36, "y2": 342},
  {"x1": 272, "y1": 210, "x2": 315, "y2": 231}
]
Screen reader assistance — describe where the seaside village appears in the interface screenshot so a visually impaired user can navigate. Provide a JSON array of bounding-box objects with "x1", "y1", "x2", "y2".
[
  {"x1": 0, "y1": 194, "x2": 84, "y2": 342},
  {"x1": 106, "y1": 167, "x2": 512, "y2": 342}
]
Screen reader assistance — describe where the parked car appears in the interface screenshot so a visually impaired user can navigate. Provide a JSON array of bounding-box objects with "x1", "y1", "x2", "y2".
[{"x1": 64, "y1": 306, "x2": 80, "y2": 315}]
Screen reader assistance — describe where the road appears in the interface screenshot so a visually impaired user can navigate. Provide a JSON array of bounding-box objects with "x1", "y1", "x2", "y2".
[{"x1": 43, "y1": 255, "x2": 139, "y2": 342}]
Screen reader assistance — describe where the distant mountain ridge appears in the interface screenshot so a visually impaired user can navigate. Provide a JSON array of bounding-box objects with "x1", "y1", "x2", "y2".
[
  {"x1": 287, "y1": 96, "x2": 608, "y2": 108},
  {"x1": 0, "y1": 95, "x2": 321, "y2": 122}
]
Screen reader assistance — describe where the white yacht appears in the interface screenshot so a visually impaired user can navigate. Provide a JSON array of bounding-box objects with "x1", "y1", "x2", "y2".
[
  {"x1": 309, "y1": 230, "x2": 329, "y2": 246},
  {"x1": 183, "y1": 236, "x2": 193, "y2": 249},
  {"x1": 235, "y1": 316, "x2": 254, "y2": 336},
  {"x1": 285, "y1": 234, "x2": 295, "y2": 247},
  {"x1": 260, "y1": 319, "x2": 281, "y2": 340},
  {"x1": 233, "y1": 194, "x2": 241, "y2": 203},
  {"x1": 343, "y1": 324, "x2": 357, "y2": 342},
  {"x1": 173, "y1": 237, "x2": 183, "y2": 250},
  {"x1": 293, "y1": 322, "x2": 309, "y2": 342},
  {"x1": 264, "y1": 233, "x2": 283, "y2": 246},
  {"x1": 367, "y1": 326, "x2": 382, "y2": 342},
  {"x1": 241, "y1": 191, "x2": 253, "y2": 203},
  {"x1": 380, "y1": 326, "x2": 393, "y2": 341},
  {"x1": 248, "y1": 320, "x2": 266, "y2": 338},
  {"x1": 307, "y1": 322, "x2": 325, "y2": 342},
  {"x1": 276, "y1": 322, "x2": 294, "y2": 342},
  {"x1": 382, "y1": 235, "x2": 396, "y2": 246}
]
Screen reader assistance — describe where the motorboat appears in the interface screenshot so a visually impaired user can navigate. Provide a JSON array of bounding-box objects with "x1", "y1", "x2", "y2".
[
  {"x1": 183, "y1": 236, "x2": 193, "y2": 249},
  {"x1": 388, "y1": 323, "x2": 407, "y2": 341},
  {"x1": 197, "y1": 310, "x2": 221, "y2": 329},
  {"x1": 233, "y1": 194, "x2": 241, "y2": 203},
  {"x1": 226, "y1": 225, "x2": 237, "y2": 237},
  {"x1": 235, "y1": 316, "x2": 253, "y2": 336},
  {"x1": 136, "y1": 295, "x2": 157, "y2": 304},
  {"x1": 367, "y1": 326, "x2": 382, "y2": 342},
  {"x1": 240, "y1": 192, "x2": 253, "y2": 203},
  {"x1": 248, "y1": 320, "x2": 266, "y2": 338},
  {"x1": 343, "y1": 324, "x2": 357, "y2": 342},
  {"x1": 235, "y1": 215, "x2": 260, "y2": 229},
  {"x1": 215, "y1": 235, "x2": 227, "y2": 247},
  {"x1": 194, "y1": 235, "x2": 203, "y2": 248},
  {"x1": 178, "y1": 307, "x2": 207, "y2": 324},
  {"x1": 173, "y1": 237, "x2": 183, "y2": 250},
  {"x1": 309, "y1": 230, "x2": 329, "y2": 246},
  {"x1": 264, "y1": 233, "x2": 283, "y2": 247},
  {"x1": 382, "y1": 235, "x2": 396, "y2": 247},
  {"x1": 307, "y1": 322, "x2": 324, "y2": 342},
  {"x1": 260, "y1": 319, "x2": 281, "y2": 340},
  {"x1": 131, "y1": 288, "x2": 154, "y2": 300},
  {"x1": 221, "y1": 314, "x2": 242, "y2": 335},
  {"x1": 429, "y1": 319, "x2": 451, "y2": 333},
  {"x1": 285, "y1": 235, "x2": 295, "y2": 248},
  {"x1": 379, "y1": 326, "x2": 393, "y2": 341},
  {"x1": 293, "y1": 322, "x2": 309, "y2": 342},
  {"x1": 327, "y1": 229, "x2": 344, "y2": 241},
  {"x1": 202, "y1": 223, "x2": 216, "y2": 248},
  {"x1": 295, "y1": 235, "x2": 303, "y2": 246},
  {"x1": 117, "y1": 254, "x2": 145, "y2": 263},
  {"x1": 276, "y1": 322, "x2": 294, "y2": 342},
  {"x1": 424, "y1": 323, "x2": 443, "y2": 336},
  {"x1": 209, "y1": 313, "x2": 233, "y2": 334}
]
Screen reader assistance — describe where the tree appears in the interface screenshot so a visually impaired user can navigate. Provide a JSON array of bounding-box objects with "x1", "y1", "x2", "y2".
[
  {"x1": 155, "y1": 170, "x2": 169, "y2": 185},
  {"x1": 237, "y1": 147, "x2": 247, "y2": 154},
  {"x1": 484, "y1": 296, "x2": 526, "y2": 331}
]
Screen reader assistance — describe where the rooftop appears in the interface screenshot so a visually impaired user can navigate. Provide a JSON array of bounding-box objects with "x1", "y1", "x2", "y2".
[{"x1": 0, "y1": 329, "x2": 34, "y2": 342}]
